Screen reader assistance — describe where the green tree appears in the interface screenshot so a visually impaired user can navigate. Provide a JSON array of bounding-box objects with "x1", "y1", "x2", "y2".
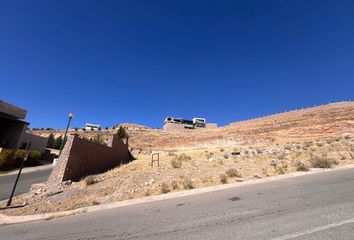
[
  {"x1": 47, "y1": 133, "x2": 55, "y2": 148},
  {"x1": 54, "y1": 136, "x2": 63, "y2": 149},
  {"x1": 115, "y1": 126, "x2": 129, "y2": 140},
  {"x1": 91, "y1": 134, "x2": 107, "y2": 145}
]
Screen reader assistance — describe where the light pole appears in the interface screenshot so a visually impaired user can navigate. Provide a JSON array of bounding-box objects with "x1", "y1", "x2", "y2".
[
  {"x1": 59, "y1": 113, "x2": 74, "y2": 156},
  {"x1": 6, "y1": 143, "x2": 31, "y2": 208}
]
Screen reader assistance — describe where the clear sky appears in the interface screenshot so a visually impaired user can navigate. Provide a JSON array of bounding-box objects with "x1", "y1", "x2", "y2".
[{"x1": 1, "y1": 1, "x2": 353, "y2": 129}]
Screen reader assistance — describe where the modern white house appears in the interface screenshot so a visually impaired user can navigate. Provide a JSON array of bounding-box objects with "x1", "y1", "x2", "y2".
[
  {"x1": 163, "y1": 116, "x2": 216, "y2": 131},
  {"x1": 85, "y1": 123, "x2": 100, "y2": 131}
]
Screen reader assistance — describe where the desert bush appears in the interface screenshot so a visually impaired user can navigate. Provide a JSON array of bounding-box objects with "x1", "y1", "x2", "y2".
[
  {"x1": 220, "y1": 148, "x2": 225, "y2": 152},
  {"x1": 344, "y1": 135, "x2": 351, "y2": 140},
  {"x1": 85, "y1": 176, "x2": 96, "y2": 186},
  {"x1": 304, "y1": 141, "x2": 313, "y2": 148},
  {"x1": 171, "y1": 180, "x2": 179, "y2": 190},
  {"x1": 91, "y1": 134, "x2": 107, "y2": 145},
  {"x1": 115, "y1": 126, "x2": 129, "y2": 140},
  {"x1": 219, "y1": 173, "x2": 228, "y2": 184},
  {"x1": 295, "y1": 162, "x2": 310, "y2": 172},
  {"x1": 160, "y1": 182, "x2": 170, "y2": 194},
  {"x1": 177, "y1": 154, "x2": 192, "y2": 162},
  {"x1": 182, "y1": 178, "x2": 194, "y2": 189},
  {"x1": 213, "y1": 159, "x2": 224, "y2": 165},
  {"x1": 284, "y1": 146, "x2": 291, "y2": 150},
  {"x1": 309, "y1": 157, "x2": 336, "y2": 168},
  {"x1": 223, "y1": 154, "x2": 229, "y2": 159},
  {"x1": 262, "y1": 168, "x2": 270, "y2": 176},
  {"x1": 168, "y1": 152, "x2": 176, "y2": 157},
  {"x1": 225, "y1": 168, "x2": 241, "y2": 178},
  {"x1": 275, "y1": 167, "x2": 285, "y2": 175},
  {"x1": 0, "y1": 149, "x2": 41, "y2": 170},
  {"x1": 92, "y1": 200, "x2": 100, "y2": 205},
  {"x1": 171, "y1": 158, "x2": 182, "y2": 168},
  {"x1": 316, "y1": 142, "x2": 324, "y2": 147},
  {"x1": 200, "y1": 176, "x2": 210, "y2": 183},
  {"x1": 205, "y1": 151, "x2": 213, "y2": 159}
]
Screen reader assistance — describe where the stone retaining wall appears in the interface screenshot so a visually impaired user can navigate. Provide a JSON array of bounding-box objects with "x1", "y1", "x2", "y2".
[{"x1": 47, "y1": 134, "x2": 133, "y2": 184}]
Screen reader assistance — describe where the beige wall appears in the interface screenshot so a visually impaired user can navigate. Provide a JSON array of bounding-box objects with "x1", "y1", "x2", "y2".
[
  {"x1": 163, "y1": 122, "x2": 186, "y2": 131},
  {"x1": 20, "y1": 133, "x2": 48, "y2": 153}
]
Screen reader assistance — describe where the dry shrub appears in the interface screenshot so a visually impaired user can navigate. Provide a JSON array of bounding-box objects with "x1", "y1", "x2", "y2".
[
  {"x1": 171, "y1": 158, "x2": 182, "y2": 168},
  {"x1": 160, "y1": 182, "x2": 170, "y2": 194},
  {"x1": 85, "y1": 176, "x2": 95, "y2": 186},
  {"x1": 171, "y1": 180, "x2": 179, "y2": 190},
  {"x1": 216, "y1": 159, "x2": 224, "y2": 165},
  {"x1": 219, "y1": 173, "x2": 228, "y2": 184},
  {"x1": 178, "y1": 154, "x2": 192, "y2": 162},
  {"x1": 295, "y1": 162, "x2": 310, "y2": 172},
  {"x1": 310, "y1": 157, "x2": 336, "y2": 168},
  {"x1": 275, "y1": 167, "x2": 285, "y2": 175},
  {"x1": 182, "y1": 178, "x2": 194, "y2": 189},
  {"x1": 200, "y1": 176, "x2": 210, "y2": 183},
  {"x1": 225, "y1": 168, "x2": 241, "y2": 178}
]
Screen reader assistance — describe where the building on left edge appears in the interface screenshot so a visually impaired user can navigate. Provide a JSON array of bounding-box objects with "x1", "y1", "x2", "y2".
[{"x1": 0, "y1": 99, "x2": 48, "y2": 153}]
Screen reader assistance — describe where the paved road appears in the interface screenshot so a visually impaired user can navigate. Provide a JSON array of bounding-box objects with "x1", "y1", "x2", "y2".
[
  {"x1": 0, "y1": 168, "x2": 52, "y2": 201},
  {"x1": 2, "y1": 168, "x2": 354, "y2": 240}
]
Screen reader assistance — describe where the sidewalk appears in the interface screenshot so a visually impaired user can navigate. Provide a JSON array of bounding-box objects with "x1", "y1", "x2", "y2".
[{"x1": 0, "y1": 164, "x2": 53, "y2": 177}]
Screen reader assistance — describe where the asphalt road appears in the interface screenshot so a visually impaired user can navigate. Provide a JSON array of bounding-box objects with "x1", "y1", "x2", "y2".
[
  {"x1": 0, "y1": 168, "x2": 52, "y2": 201},
  {"x1": 2, "y1": 168, "x2": 354, "y2": 240}
]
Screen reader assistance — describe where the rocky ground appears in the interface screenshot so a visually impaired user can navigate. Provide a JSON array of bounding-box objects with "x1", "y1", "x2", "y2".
[
  {"x1": 1, "y1": 135, "x2": 353, "y2": 216},
  {"x1": 0, "y1": 102, "x2": 353, "y2": 216}
]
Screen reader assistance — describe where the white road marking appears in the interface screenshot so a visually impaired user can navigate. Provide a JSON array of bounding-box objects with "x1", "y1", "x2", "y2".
[{"x1": 270, "y1": 217, "x2": 354, "y2": 240}]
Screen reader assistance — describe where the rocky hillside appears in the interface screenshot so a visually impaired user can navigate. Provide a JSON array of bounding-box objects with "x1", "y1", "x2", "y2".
[
  {"x1": 33, "y1": 102, "x2": 354, "y2": 153},
  {"x1": 2, "y1": 101, "x2": 353, "y2": 216}
]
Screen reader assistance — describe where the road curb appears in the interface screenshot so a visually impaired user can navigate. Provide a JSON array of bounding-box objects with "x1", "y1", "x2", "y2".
[{"x1": 1, "y1": 164, "x2": 354, "y2": 226}]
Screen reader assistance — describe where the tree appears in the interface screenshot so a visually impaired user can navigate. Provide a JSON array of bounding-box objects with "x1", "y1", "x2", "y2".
[
  {"x1": 54, "y1": 136, "x2": 63, "y2": 149},
  {"x1": 47, "y1": 133, "x2": 55, "y2": 148},
  {"x1": 115, "y1": 126, "x2": 129, "y2": 140},
  {"x1": 92, "y1": 134, "x2": 106, "y2": 145}
]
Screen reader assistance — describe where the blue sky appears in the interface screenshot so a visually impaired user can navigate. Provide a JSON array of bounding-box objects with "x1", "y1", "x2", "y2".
[{"x1": 1, "y1": 1, "x2": 353, "y2": 129}]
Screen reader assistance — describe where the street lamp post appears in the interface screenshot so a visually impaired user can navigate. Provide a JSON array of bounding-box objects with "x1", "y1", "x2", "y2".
[
  {"x1": 59, "y1": 113, "x2": 74, "y2": 156},
  {"x1": 6, "y1": 143, "x2": 31, "y2": 207}
]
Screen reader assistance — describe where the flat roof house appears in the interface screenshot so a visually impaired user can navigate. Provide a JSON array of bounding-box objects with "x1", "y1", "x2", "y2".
[{"x1": 0, "y1": 100, "x2": 48, "y2": 153}]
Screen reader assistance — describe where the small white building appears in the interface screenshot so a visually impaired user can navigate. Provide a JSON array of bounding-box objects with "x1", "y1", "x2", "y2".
[{"x1": 85, "y1": 123, "x2": 100, "y2": 131}]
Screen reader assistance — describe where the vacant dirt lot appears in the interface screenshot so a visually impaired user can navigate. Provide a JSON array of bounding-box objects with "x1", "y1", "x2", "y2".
[{"x1": 1, "y1": 102, "x2": 353, "y2": 216}]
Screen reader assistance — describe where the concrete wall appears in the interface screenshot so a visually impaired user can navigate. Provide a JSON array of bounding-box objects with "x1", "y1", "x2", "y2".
[
  {"x1": 47, "y1": 134, "x2": 133, "y2": 184},
  {"x1": 206, "y1": 123, "x2": 218, "y2": 129},
  {"x1": 0, "y1": 100, "x2": 27, "y2": 119},
  {"x1": 21, "y1": 133, "x2": 48, "y2": 153},
  {"x1": 163, "y1": 122, "x2": 186, "y2": 131}
]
